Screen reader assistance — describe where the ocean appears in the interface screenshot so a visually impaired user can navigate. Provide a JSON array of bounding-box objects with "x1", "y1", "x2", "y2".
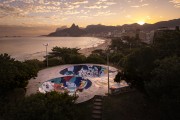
[{"x1": 0, "y1": 37, "x2": 104, "y2": 61}]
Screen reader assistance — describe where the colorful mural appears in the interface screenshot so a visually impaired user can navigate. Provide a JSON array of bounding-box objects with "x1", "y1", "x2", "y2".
[
  {"x1": 39, "y1": 76, "x2": 92, "y2": 94},
  {"x1": 60, "y1": 65, "x2": 108, "y2": 77}
]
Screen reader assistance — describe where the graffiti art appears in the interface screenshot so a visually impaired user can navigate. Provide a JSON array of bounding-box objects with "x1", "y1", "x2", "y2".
[
  {"x1": 60, "y1": 65, "x2": 108, "y2": 77},
  {"x1": 39, "y1": 76, "x2": 92, "y2": 94}
]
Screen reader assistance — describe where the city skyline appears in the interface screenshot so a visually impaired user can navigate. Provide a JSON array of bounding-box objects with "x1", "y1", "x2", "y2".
[{"x1": 0, "y1": 0, "x2": 180, "y2": 36}]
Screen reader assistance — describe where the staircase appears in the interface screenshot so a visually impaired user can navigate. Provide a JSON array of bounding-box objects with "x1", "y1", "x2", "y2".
[{"x1": 92, "y1": 95, "x2": 103, "y2": 120}]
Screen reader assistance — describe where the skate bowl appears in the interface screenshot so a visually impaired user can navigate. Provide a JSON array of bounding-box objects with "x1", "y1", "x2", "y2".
[{"x1": 26, "y1": 64, "x2": 119, "y2": 103}]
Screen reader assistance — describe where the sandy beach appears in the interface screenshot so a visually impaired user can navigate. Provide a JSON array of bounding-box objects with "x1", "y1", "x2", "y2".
[
  {"x1": 79, "y1": 38, "x2": 111, "y2": 57},
  {"x1": 1, "y1": 37, "x2": 107, "y2": 61},
  {"x1": 22, "y1": 38, "x2": 111, "y2": 60}
]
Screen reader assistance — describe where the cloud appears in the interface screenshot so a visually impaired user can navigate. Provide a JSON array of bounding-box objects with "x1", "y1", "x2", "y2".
[
  {"x1": 46, "y1": 1, "x2": 62, "y2": 6},
  {"x1": 125, "y1": 15, "x2": 132, "y2": 18},
  {"x1": 131, "y1": 3, "x2": 149, "y2": 8},
  {"x1": 142, "y1": 4, "x2": 149, "y2": 6},
  {"x1": 72, "y1": 0, "x2": 89, "y2": 5},
  {"x1": 64, "y1": 4, "x2": 80, "y2": 10},
  {"x1": 65, "y1": 11, "x2": 80, "y2": 15},
  {"x1": 105, "y1": 2, "x2": 116, "y2": 5},
  {"x1": 85, "y1": 5, "x2": 108, "y2": 9},
  {"x1": 33, "y1": 5, "x2": 62, "y2": 13},
  {"x1": 139, "y1": 0, "x2": 145, "y2": 2},
  {"x1": 0, "y1": 3, "x2": 28, "y2": 18},
  {"x1": 95, "y1": 0, "x2": 116, "y2": 5},
  {"x1": 20, "y1": 0, "x2": 35, "y2": 4},
  {"x1": 174, "y1": 4, "x2": 180, "y2": 7},
  {"x1": 131, "y1": 5, "x2": 140, "y2": 8},
  {"x1": 3, "y1": 0, "x2": 16, "y2": 4},
  {"x1": 169, "y1": 0, "x2": 180, "y2": 3},
  {"x1": 78, "y1": 15, "x2": 92, "y2": 19},
  {"x1": 84, "y1": 0, "x2": 116, "y2": 9},
  {"x1": 80, "y1": 10, "x2": 90, "y2": 14},
  {"x1": 94, "y1": 11, "x2": 116, "y2": 16},
  {"x1": 169, "y1": 0, "x2": 180, "y2": 8}
]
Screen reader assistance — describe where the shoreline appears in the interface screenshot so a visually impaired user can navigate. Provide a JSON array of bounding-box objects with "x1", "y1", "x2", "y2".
[
  {"x1": 2, "y1": 37, "x2": 111, "y2": 61},
  {"x1": 79, "y1": 38, "x2": 111, "y2": 57}
]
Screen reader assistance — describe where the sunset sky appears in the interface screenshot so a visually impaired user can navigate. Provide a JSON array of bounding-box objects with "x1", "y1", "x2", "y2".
[{"x1": 0, "y1": 0, "x2": 180, "y2": 36}]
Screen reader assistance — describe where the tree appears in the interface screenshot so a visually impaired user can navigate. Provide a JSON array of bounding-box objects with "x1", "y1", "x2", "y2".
[
  {"x1": 145, "y1": 56, "x2": 180, "y2": 99},
  {"x1": 3, "y1": 92, "x2": 78, "y2": 120},
  {"x1": 114, "y1": 71, "x2": 124, "y2": 83},
  {"x1": 153, "y1": 30, "x2": 180, "y2": 58},
  {"x1": 86, "y1": 54, "x2": 106, "y2": 64},
  {"x1": 24, "y1": 59, "x2": 45, "y2": 70},
  {"x1": 48, "y1": 47, "x2": 86, "y2": 64},
  {"x1": 0, "y1": 54, "x2": 39, "y2": 95},
  {"x1": 145, "y1": 56, "x2": 180, "y2": 120},
  {"x1": 109, "y1": 52, "x2": 124, "y2": 67},
  {"x1": 47, "y1": 57, "x2": 64, "y2": 66},
  {"x1": 124, "y1": 47, "x2": 157, "y2": 92}
]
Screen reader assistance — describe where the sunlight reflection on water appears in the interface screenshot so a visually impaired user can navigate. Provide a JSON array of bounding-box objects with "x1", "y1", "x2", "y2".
[{"x1": 0, "y1": 37, "x2": 104, "y2": 61}]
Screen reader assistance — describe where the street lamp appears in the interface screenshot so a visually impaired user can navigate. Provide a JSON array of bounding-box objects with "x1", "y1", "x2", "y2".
[
  {"x1": 107, "y1": 52, "x2": 110, "y2": 95},
  {"x1": 107, "y1": 49, "x2": 113, "y2": 95},
  {"x1": 43, "y1": 43, "x2": 49, "y2": 67}
]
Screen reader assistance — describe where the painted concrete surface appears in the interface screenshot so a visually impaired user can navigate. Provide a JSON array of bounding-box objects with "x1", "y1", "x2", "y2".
[{"x1": 26, "y1": 64, "x2": 118, "y2": 103}]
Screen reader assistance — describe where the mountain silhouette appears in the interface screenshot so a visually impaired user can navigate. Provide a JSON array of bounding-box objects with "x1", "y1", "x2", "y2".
[
  {"x1": 48, "y1": 18, "x2": 180, "y2": 37},
  {"x1": 48, "y1": 23, "x2": 86, "y2": 37}
]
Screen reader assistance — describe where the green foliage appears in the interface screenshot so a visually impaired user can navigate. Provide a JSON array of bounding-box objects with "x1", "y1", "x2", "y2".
[
  {"x1": 145, "y1": 56, "x2": 180, "y2": 99},
  {"x1": 110, "y1": 38, "x2": 130, "y2": 51},
  {"x1": 114, "y1": 71, "x2": 124, "y2": 83},
  {"x1": 109, "y1": 52, "x2": 124, "y2": 67},
  {"x1": 110, "y1": 38, "x2": 147, "y2": 53},
  {"x1": 24, "y1": 59, "x2": 45, "y2": 70},
  {"x1": 48, "y1": 57, "x2": 65, "y2": 66},
  {"x1": 120, "y1": 31, "x2": 180, "y2": 118},
  {"x1": 68, "y1": 54, "x2": 86, "y2": 64},
  {"x1": 0, "y1": 54, "x2": 40, "y2": 95},
  {"x1": 47, "y1": 47, "x2": 86, "y2": 65},
  {"x1": 124, "y1": 47, "x2": 157, "y2": 92},
  {"x1": 49, "y1": 47, "x2": 80, "y2": 61},
  {"x1": 153, "y1": 30, "x2": 180, "y2": 58},
  {"x1": 145, "y1": 56, "x2": 180, "y2": 119},
  {"x1": 92, "y1": 49, "x2": 104, "y2": 55},
  {"x1": 86, "y1": 54, "x2": 106, "y2": 64},
  {"x1": 3, "y1": 92, "x2": 77, "y2": 120}
]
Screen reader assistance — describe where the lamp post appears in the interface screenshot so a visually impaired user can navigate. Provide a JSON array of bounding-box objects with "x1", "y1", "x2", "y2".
[
  {"x1": 107, "y1": 49, "x2": 113, "y2": 95},
  {"x1": 107, "y1": 52, "x2": 110, "y2": 95},
  {"x1": 43, "y1": 43, "x2": 49, "y2": 67}
]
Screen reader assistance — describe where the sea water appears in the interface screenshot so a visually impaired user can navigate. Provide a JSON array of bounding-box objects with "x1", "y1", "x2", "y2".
[{"x1": 0, "y1": 37, "x2": 104, "y2": 61}]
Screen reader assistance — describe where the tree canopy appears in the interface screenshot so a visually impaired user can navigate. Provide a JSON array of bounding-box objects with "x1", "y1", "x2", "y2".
[
  {"x1": 2, "y1": 92, "x2": 78, "y2": 120},
  {"x1": 0, "y1": 53, "x2": 41, "y2": 95},
  {"x1": 47, "y1": 47, "x2": 86, "y2": 65},
  {"x1": 123, "y1": 47, "x2": 157, "y2": 92}
]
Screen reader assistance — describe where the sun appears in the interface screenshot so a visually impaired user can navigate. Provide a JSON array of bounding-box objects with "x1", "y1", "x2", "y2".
[{"x1": 137, "y1": 21, "x2": 145, "y2": 25}]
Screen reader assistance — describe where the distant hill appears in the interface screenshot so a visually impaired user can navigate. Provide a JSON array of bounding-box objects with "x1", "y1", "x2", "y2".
[
  {"x1": 85, "y1": 24, "x2": 121, "y2": 34},
  {"x1": 48, "y1": 18, "x2": 180, "y2": 37},
  {"x1": 139, "y1": 18, "x2": 180, "y2": 31},
  {"x1": 48, "y1": 24, "x2": 86, "y2": 37},
  {"x1": 121, "y1": 18, "x2": 180, "y2": 32}
]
